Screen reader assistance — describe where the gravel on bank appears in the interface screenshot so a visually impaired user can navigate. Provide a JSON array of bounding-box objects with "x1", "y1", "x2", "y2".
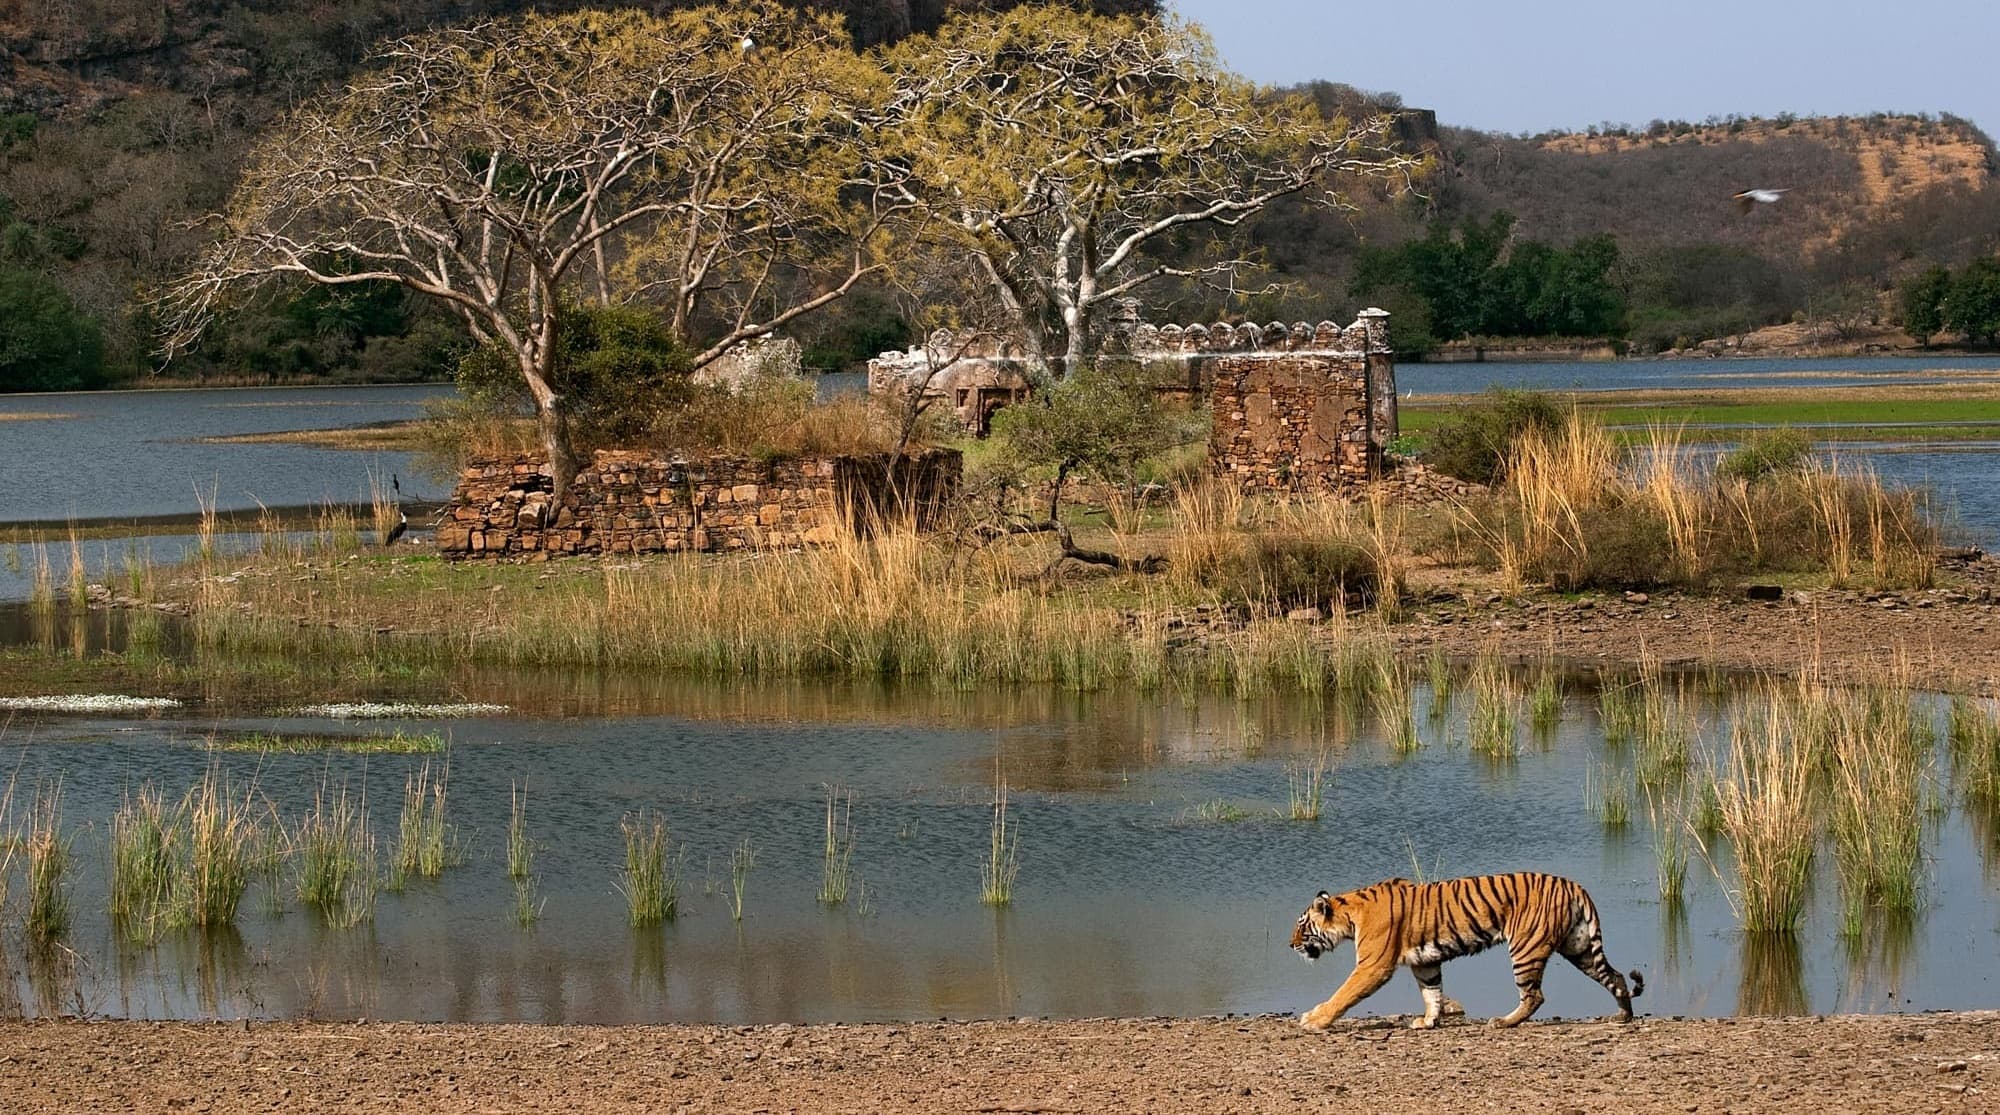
[{"x1": 2, "y1": 1012, "x2": 1993, "y2": 1113}]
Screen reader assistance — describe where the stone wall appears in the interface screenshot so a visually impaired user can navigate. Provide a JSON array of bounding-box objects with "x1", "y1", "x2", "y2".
[
  {"x1": 1200, "y1": 310, "x2": 1396, "y2": 492},
  {"x1": 865, "y1": 309, "x2": 1397, "y2": 494},
  {"x1": 437, "y1": 449, "x2": 960, "y2": 559}
]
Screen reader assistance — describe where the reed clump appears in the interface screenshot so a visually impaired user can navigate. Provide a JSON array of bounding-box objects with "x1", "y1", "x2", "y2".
[
  {"x1": 728, "y1": 837, "x2": 755, "y2": 921},
  {"x1": 1587, "y1": 765, "x2": 1631, "y2": 828},
  {"x1": 1467, "y1": 655, "x2": 1519, "y2": 758},
  {"x1": 817, "y1": 787, "x2": 857, "y2": 906},
  {"x1": 1646, "y1": 788, "x2": 1689, "y2": 903},
  {"x1": 619, "y1": 808, "x2": 679, "y2": 926},
  {"x1": 507, "y1": 781, "x2": 536, "y2": 881},
  {"x1": 390, "y1": 761, "x2": 457, "y2": 887},
  {"x1": 109, "y1": 786, "x2": 180, "y2": 938},
  {"x1": 980, "y1": 774, "x2": 1021, "y2": 906},
  {"x1": 294, "y1": 781, "x2": 376, "y2": 928},
  {"x1": 25, "y1": 782, "x2": 70, "y2": 944},
  {"x1": 1285, "y1": 747, "x2": 1335, "y2": 820},
  {"x1": 1819, "y1": 683, "x2": 1927, "y2": 932},
  {"x1": 175, "y1": 767, "x2": 258, "y2": 929},
  {"x1": 1372, "y1": 657, "x2": 1421, "y2": 755},
  {"x1": 1713, "y1": 707, "x2": 1818, "y2": 934}
]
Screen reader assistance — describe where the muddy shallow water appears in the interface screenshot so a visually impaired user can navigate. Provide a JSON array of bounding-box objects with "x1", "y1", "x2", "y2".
[{"x1": 1, "y1": 644, "x2": 1995, "y2": 1026}]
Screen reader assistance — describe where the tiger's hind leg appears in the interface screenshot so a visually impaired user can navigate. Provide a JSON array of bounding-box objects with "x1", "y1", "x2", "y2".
[
  {"x1": 1492, "y1": 938, "x2": 1551, "y2": 1028},
  {"x1": 1561, "y1": 935, "x2": 1639, "y2": 1022}
]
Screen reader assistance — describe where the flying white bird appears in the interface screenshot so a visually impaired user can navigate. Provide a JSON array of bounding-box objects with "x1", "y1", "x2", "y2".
[
  {"x1": 739, "y1": 35, "x2": 755, "y2": 55},
  {"x1": 1733, "y1": 188, "x2": 1788, "y2": 214}
]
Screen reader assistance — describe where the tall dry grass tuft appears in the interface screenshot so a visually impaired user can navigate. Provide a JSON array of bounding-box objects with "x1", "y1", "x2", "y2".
[
  {"x1": 368, "y1": 467, "x2": 402, "y2": 548},
  {"x1": 1803, "y1": 460, "x2": 1856, "y2": 588},
  {"x1": 65, "y1": 527, "x2": 87, "y2": 609},
  {"x1": 1467, "y1": 654, "x2": 1520, "y2": 758},
  {"x1": 1713, "y1": 704, "x2": 1818, "y2": 934},
  {"x1": 25, "y1": 781, "x2": 70, "y2": 944},
  {"x1": 1821, "y1": 683, "x2": 1926, "y2": 932}
]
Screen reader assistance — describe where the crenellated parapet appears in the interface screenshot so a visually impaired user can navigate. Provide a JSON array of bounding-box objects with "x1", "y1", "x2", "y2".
[
  {"x1": 864, "y1": 308, "x2": 1397, "y2": 492},
  {"x1": 1126, "y1": 310, "x2": 1392, "y2": 356}
]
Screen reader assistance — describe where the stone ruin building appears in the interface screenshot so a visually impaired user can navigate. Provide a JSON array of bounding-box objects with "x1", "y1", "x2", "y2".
[
  {"x1": 867, "y1": 308, "x2": 1398, "y2": 492},
  {"x1": 438, "y1": 308, "x2": 1398, "y2": 559}
]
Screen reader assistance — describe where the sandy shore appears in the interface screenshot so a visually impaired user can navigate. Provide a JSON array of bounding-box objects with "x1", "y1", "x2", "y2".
[{"x1": 3, "y1": 1012, "x2": 1994, "y2": 1113}]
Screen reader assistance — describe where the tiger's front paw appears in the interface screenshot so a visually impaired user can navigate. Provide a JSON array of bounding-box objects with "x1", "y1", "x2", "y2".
[
  {"x1": 1299, "y1": 1010, "x2": 1334, "y2": 1031},
  {"x1": 1407, "y1": 1016, "x2": 1440, "y2": 1030}
]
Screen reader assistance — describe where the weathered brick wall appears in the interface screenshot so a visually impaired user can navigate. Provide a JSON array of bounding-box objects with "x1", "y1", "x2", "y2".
[
  {"x1": 1174, "y1": 310, "x2": 1395, "y2": 493},
  {"x1": 1207, "y1": 349, "x2": 1375, "y2": 490},
  {"x1": 437, "y1": 449, "x2": 961, "y2": 558}
]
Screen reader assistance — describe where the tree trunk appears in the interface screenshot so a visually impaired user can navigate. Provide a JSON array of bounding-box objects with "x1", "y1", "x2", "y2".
[{"x1": 537, "y1": 403, "x2": 579, "y2": 505}]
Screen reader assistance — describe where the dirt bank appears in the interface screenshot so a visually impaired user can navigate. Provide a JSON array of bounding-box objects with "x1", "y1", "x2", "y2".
[
  {"x1": 2, "y1": 1013, "x2": 1993, "y2": 1113},
  {"x1": 1397, "y1": 551, "x2": 2000, "y2": 694}
]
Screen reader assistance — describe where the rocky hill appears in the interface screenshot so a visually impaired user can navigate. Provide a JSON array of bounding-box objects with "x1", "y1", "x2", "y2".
[{"x1": 1444, "y1": 113, "x2": 1997, "y2": 259}]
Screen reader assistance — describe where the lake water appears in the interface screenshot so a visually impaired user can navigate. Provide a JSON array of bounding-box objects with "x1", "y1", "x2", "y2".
[
  {"x1": 1400, "y1": 354, "x2": 2000, "y2": 395},
  {"x1": 0, "y1": 608, "x2": 1993, "y2": 1024},
  {"x1": 0, "y1": 384, "x2": 454, "y2": 524}
]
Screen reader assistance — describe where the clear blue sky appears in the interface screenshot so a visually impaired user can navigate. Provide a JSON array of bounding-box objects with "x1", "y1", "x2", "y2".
[{"x1": 1171, "y1": 0, "x2": 2000, "y2": 139}]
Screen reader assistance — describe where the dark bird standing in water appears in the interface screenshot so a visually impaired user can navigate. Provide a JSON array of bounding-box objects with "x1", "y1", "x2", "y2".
[{"x1": 383, "y1": 509, "x2": 407, "y2": 547}]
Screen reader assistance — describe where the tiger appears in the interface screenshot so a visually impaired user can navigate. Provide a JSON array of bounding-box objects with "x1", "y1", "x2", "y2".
[{"x1": 1289, "y1": 872, "x2": 1643, "y2": 1030}]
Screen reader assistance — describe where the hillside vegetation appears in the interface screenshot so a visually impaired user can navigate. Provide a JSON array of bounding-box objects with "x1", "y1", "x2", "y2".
[{"x1": 3, "y1": 5, "x2": 1997, "y2": 389}]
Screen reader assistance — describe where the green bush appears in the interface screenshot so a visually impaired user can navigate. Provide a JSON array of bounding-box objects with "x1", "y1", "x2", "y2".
[
  {"x1": 1419, "y1": 388, "x2": 1567, "y2": 485},
  {"x1": 0, "y1": 265, "x2": 106, "y2": 392},
  {"x1": 1715, "y1": 429, "x2": 1814, "y2": 484},
  {"x1": 456, "y1": 300, "x2": 693, "y2": 451}
]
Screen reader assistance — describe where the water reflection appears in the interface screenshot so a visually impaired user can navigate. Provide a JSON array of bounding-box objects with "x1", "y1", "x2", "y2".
[
  {"x1": 1839, "y1": 911, "x2": 1918, "y2": 1011},
  {"x1": 1737, "y1": 933, "x2": 1808, "y2": 1017}
]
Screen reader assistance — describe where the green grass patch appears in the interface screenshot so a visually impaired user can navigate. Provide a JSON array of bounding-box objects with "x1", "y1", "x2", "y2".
[{"x1": 204, "y1": 730, "x2": 445, "y2": 754}]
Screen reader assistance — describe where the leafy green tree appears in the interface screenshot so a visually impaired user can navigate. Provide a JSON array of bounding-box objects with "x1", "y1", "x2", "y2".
[
  {"x1": 1899, "y1": 264, "x2": 1952, "y2": 345},
  {"x1": 457, "y1": 302, "x2": 692, "y2": 452},
  {"x1": 989, "y1": 360, "x2": 1203, "y2": 569},
  {"x1": 1946, "y1": 258, "x2": 2000, "y2": 345},
  {"x1": 0, "y1": 265, "x2": 106, "y2": 392}
]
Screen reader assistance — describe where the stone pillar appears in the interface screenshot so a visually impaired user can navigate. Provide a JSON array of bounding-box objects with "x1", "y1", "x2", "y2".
[{"x1": 1358, "y1": 307, "x2": 1397, "y2": 466}]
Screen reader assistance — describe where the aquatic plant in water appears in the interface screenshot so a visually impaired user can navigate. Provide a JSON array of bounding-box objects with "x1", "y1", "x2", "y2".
[
  {"x1": 980, "y1": 772, "x2": 1020, "y2": 907},
  {"x1": 619, "y1": 809, "x2": 679, "y2": 926},
  {"x1": 729, "y1": 837, "x2": 755, "y2": 921},
  {"x1": 817, "y1": 788, "x2": 856, "y2": 906},
  {"x1": 1285, "y1": 748, "x2": 1334, "y2": 820}
]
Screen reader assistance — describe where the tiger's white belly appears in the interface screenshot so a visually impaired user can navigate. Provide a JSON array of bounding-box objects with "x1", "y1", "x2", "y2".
[{"x1": 1402, "y1": 929, "x2": 1508, "y2": 967}]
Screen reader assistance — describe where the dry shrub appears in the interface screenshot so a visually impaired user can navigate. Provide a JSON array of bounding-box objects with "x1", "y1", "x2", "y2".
[
  {"x1": 1454, "y1": 420, "x2": 1936, "y2": 591},
  {"x1": 1169, "y1": 485, "x2": 1380, "y2": 614}
]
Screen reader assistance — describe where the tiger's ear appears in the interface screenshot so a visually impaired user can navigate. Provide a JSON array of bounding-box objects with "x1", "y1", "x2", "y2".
[{"x1": 1313, "y1": 892, "x2": 1334, "y2": 915}]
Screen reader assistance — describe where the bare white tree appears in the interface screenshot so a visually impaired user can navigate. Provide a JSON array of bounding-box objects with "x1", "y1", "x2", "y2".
[{"x1": 879, "y1": 8, "x2": 1422, "y2": 378}]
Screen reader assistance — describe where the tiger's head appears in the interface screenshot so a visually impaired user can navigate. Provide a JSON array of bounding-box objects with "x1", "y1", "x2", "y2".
[{"x1": 1290, "y1": 891, "x2": 1350, "y2": 961}]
